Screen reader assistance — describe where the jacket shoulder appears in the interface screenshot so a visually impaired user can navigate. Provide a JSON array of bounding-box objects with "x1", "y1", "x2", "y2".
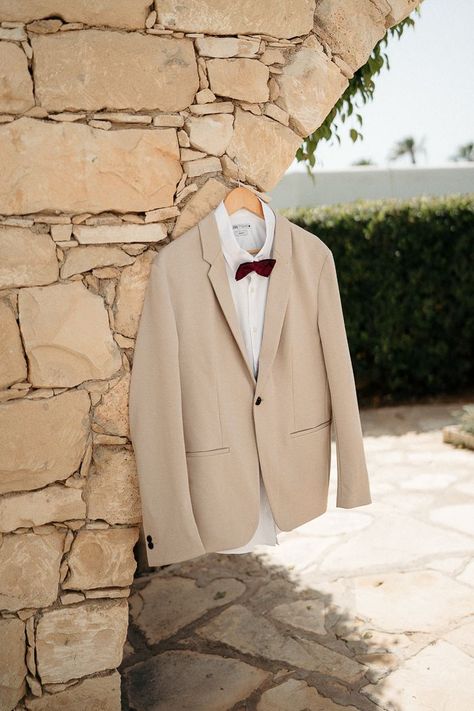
[
  {"x1": 283, "y1": 214, "x2": 332, "y2": 261},
  {"x1": 151, "y1": 224, "x2": 200, "y2": 270}
]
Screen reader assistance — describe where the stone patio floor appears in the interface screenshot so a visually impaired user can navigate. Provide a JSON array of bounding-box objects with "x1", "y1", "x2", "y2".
[{"x1": 120, "y1": 399, "x2": 474, "y2": 711}]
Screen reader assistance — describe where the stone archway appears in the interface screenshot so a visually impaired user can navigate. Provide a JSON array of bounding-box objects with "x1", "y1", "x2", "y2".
[{"x1": 0, "y1": 1, "x2": 421, "y2": 708}]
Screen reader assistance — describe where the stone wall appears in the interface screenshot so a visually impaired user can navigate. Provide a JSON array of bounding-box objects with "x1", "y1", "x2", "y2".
[{"x1": 0, "y1": 1, "x2": 420, "y2": 708}]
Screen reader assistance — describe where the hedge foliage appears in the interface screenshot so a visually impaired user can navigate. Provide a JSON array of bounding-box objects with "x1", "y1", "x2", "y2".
[{"x1": 282, "y1": 194, "x2": 474, "y2": 406}]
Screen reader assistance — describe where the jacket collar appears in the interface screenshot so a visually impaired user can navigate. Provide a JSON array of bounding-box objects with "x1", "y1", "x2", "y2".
[
  {"x1": 198, "y1": 202, "x2": 293, "y2": 392},
  {"x1": 213, "y1": 196, "x2": 276, "y2": 276}
]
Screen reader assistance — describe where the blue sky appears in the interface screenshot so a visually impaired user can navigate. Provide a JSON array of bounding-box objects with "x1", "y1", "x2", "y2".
[{"x1": 288, "y1": 0, "x2": 473, "y2": 171}]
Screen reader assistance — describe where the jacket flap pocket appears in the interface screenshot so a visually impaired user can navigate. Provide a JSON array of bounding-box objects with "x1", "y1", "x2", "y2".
[
  {"x1": 290, "y1": 418, "x2": 332, "y2": 438},
  {"x1": 185, "y1": 446, "x2": 231, "y2": 457}
]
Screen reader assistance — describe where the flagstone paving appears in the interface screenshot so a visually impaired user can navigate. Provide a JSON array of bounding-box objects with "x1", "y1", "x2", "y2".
[{"x1": 120, "y1": 399, "x2": 474, "y2": 710}]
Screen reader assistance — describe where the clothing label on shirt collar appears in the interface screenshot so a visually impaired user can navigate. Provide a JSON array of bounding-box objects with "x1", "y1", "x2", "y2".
[{"x1": 233, "y1": 223, "x2": 252, "y2": 239}]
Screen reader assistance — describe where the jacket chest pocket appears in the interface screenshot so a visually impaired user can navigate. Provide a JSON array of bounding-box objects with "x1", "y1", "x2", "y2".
[
  {"x1": 291, "y1": 336, "x2": 331, "y2": 433},
  {"x1": 181, "y1": 367, "x2": 225, "y2": 453}
]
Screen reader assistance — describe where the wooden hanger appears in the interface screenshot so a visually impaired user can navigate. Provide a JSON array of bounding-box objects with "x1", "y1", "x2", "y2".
[
  {"x1": 224, "y1": 185, "x2": 264, "y2": 219},
  {"x1": 224, "y1": 179, "x2": 265, "y2": 255}
]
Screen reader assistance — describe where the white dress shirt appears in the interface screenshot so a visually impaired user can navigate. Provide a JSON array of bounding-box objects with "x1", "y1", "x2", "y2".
[{"x1": 213, "y1": 196, "x2": 282, "y2": 554}]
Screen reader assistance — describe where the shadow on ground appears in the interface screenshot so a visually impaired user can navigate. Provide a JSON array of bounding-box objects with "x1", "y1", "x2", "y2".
[{"x1": 119, "y1": 552, "x2": 405, "y2": 711}]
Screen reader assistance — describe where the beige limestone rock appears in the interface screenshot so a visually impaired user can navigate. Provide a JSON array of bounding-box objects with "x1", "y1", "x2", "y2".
[
  {"x1": 152, "y1": 114, "x2": 184, "y2": 127},
  {"x1": 0, "y1": 227, "x2": 59, "y2": 288},
  {"x1": 0, "y1": 618, "x2": 27, "y2": 711},
  {"x1": 362, "y1": 639, "x2": 474, "y2": 711},
  {"x1": 443, "y1": 619, "x2": 474, "y2": 658},
  {"x1": 85, "y1": 446, "x2": 142, "y2": 525},
  {"x1": 0, "y1": 390, "x2": 90, "y2": 494},
  {"x1": 60, "y1": 592, "x2": 85, "y2": 604},
  {"x1": 319, "y1": 512, "x2": 473, "y2": 574},
  {"x1": 0, "y1": 27, "x2": 26, "y2": 41},
  {"x1": 72, "y1": 223, "x2": 167, "y2": 245},
  {"x1": 258, "y1": 679, "x2": 359, "y2": 710},
  {"x1": 226, "y1": 108, "x2": 302, "y2": 191},
  {"x1": 88, "y1": 119, "x2": 112, "y2": 130},
  {"x1": 263, "y1": 103, "x2": 289, "y2": 125},
  {"x1": 60, "y1": 246, "x2": 134, "y2": 279},
  {"x1": 0, "y1": 617, "x2": 27, "y2": 710},
  {"x1": 156, "y1": 0, "x2": 315, "y2": 38},
  {"x1": 19, "y1": 281, "x2": 122, "y2": 387},
  {"x1": 314, "y1": 0, "x2": 388, "y2": 70},
  {"x1": 185, "y1": 113, "x2": 234, "y2": 156},
  {"x1": 269, "y1": 598, "x2": 327, "y2": 635},
  {"x1": 189, "y1": 100, "x2": 234, "y2": 115},
  {"x1": 276, "y1": 44, "x2": 348, "y2": 135},
  {"x1": 91, "y1": 112, "x2": 151, "y2": 124},
  {"x1": 27, "y1": 18, "x2": 62, "y2": 33},
  {"x1": 114, "y1": 249, "x2": 156, "y2": 338},
  {"x1": 32, "y1": 30, "x2": 199, "y2": 112},
  {"x1": 197, "y1": 604, "x2": 366, "y2": 681},
  {"x1": 183, "y1": 156, "x2": 222, "y2": 177},
  {"x1": 386, "y1": 0, "x2": 420, "y2": 25},
  {"x1": 84, "y1": 588, "x2": 130, "y2": 599},
  {"x1": 220, "y1": 154, "x2": 240, "y2": 180},
  {"x1": 50, "y1": 224, "x2": 73, "y2": 242},
  {"x1": 260, "y1": 48, "x2": 286, "y2": 65},
  {"x1": 0, "y1": 41, "x2": 35, "y2": 114},
  {"x1": 93, "y1": 374, "x2": 130, "y2": 437},
  {"x1": 0, "y1": 0, "x2": 151, "y2": 29},
  {"x1": 0, "y1": 117, "x2": 182, "y2": 215},
  {"x1": 63, "y1": 527, "x2": 139, "y2": 590},
  {"x1": 195, "y1": 88, "x2": 216, "y2": 103},
  {"x1": 326, "y1": 569, "x2": 474, "y2": 634},
  {"x1": 178, "y1": 128, "x2": 190, "y2": 147},
  {"x1": 130, "y1": 575, "x2": 246, "y2": 645},
  {"x1": 172, "y1": 178, "x2": 229, "y2": 237},
  {"x1": 175, "y1": 183, "x2": 198, "y2": 204},
  {"x1": 195, "y1": 36, "x2": 260, "y2": 58},
  {"x1": 35, "y1": 599, "x2": 129, "y2": 684},
  {"x1": 0, "y1": 485, "x2": 86, "y2": 532},
  {"x1": 24, "y1": 671, "x2": 122, "y2": 710},
  {"x1": 144, "y1": 206, "x2": 180, "y2": 223},
  {"x1": 0, "y1": 300, "x2": 27, "y2": 389},
  {"x1": 0, "y1": 530, "x2": 66, "y2": 611},
  {"x1": 429, "y1": 502, "x2": 474, "y2": 536},
  {"x1": 207, "y1": 58, "x2": 269, "y2": 103},
  {"x1": 239, "y1": 101, "x2": 262, "y2": 115},
  {"x1": 124, "y1": 650, "x2": 270, "y2": 711},
  {"x1": 93, "y1": 434, "x2": 128, "y2": 445},
  {"x1": 180, "y1": 148, "x2": 207, "y2": 161}
]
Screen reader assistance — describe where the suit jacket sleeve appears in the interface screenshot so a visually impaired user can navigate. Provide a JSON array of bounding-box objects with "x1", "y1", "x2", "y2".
[
  {"x1": 128, "y1": 251, "x2": 206, "y2": 565},
  {"x1": 317, "y1": 249, "x2": 372, "y2": 508}
]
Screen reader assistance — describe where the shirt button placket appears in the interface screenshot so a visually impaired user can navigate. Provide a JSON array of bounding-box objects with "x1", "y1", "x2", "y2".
[{"x1": 249, "y1": 274, "x2": 257, "y2": 369}]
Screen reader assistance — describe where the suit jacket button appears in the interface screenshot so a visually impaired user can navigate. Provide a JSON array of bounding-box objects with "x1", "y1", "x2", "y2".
[
  {"x1": 255, "y1": 396, "x2": 262, "y2": 405},
  {"x1": 146, "y1": 534, "x2": 152, "y2": 542},
  {"x1": 147, "y1": 540, "x2": 154, "y2": 549}
]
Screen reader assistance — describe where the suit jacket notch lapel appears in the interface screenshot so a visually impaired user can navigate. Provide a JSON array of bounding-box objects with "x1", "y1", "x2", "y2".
[{"x1": 199, "y1": 209, "x2": 293, "y2": 392}]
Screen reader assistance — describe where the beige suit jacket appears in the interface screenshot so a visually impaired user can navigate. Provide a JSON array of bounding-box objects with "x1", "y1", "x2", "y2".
[{"x1": 128, "y1": 207, "x2": 372, "y2": 566}]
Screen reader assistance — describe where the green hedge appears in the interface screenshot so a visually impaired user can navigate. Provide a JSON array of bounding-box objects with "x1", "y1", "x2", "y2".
[{"x1": 282, "y1": 194, "x2": 474, "y2": 406}]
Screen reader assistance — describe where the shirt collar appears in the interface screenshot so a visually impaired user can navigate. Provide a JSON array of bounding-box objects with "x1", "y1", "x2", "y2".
[{"x1": 213, "y1": 196, "x2": 276, "y2": 276}]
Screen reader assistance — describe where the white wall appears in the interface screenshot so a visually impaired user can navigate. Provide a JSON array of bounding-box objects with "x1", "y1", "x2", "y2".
[{"x1": 270, "y1": 163, "x2": 474, "y2": 209}]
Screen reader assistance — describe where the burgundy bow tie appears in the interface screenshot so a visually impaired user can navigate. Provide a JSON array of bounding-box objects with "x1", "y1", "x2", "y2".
[{"x1": 235, "y1": 258, "x2": 276, "y2": 281}]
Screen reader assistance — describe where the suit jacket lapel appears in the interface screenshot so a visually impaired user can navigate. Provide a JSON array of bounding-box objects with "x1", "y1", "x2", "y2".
[{"x1": 199, "y1": 207, "x2": 293, "y2": 393}]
